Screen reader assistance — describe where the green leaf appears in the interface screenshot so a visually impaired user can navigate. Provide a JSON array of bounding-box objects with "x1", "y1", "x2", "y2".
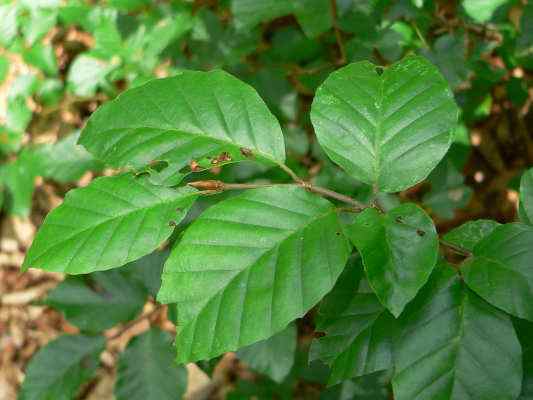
[
  {"x1": 393, "y1": 265, "x2": 522, "y2": 400},
  {"x1": 19, "y1": 335, "x2": 105, "y2": 400},
  {"x1": 422, "y1": 158, "x2": 472, "y2": 220},
  {"x1": 237, "y1": 323, "x2": 297, "y2": 383},
  {"x1": 344, "y1": 203, "x2": 438, "y2": 317},
  {"x1": 520, "y1": 168, "x2": 533, "y2": 225},
  {"x1": 44, "y1": 269, "x2": 147, "y2": 333},
  {"x1": 23, "y1": 173, "x2": 197, "y2": 274},
  {"x1": 442, "y1": 219, "x2": 500, "y2": 252},
  {"x1": 0, "y1": 149, "x2": 42, "y2": 216},
  {"x1": 115, "y1": 328, "x2": 187, "y2": 400},
  {"x1": 462, "y1": 223, "x2": 533, "y2": 321},
  {"x1": 23, "y1": 44, "x2": 58, "y2": 76},
  {"x1": 6, "y1": 96, "x2": 32, "y2": 132},
  {"x1": 0, "y1": 55, "x2": 8, "y2": 85},
  {"x1": 122, "y1": 249, "x2": 169, "y2": 297},
  {"x1": 21, "y1": 7, "x2": 57, "y2": 45},
  {"x1": 35, "y1": 131, "x2": 103, "y2": 183},
  {"x1": 514, "y1": 318, "x2": 533, "y2": 399},
  {"x1": 421, "y1": 33, "x2": 469, "y2": 89},
  {"x1": 293, "y1": 0, "x2": 332, "y2": 38},
  {"x1": 0, "y1": 4, "x2": 18, "y2": 46},
  {"x1": 311, "y1": 56, "x2": 458, "y2": 192},
  {"x1": 462, "y1": 0, "x2": 509, "y2": 23},
  {"x1": 231, "y1": 0, "x2": 293, "y2": 30},
  {"x1": 67, "y1": 54, "x2": 113, "y2": 97},
  {"x1": 79, "y1": 70, "x2": 286, "y2": 185},
  {"x1": 310, "y1": 256, "x2": 395, "y2": 386},
  {"x1": 158, "y1": 186, "x2": 351, "y2": 363},
  {"x1": 517, "y1": 3, "x2": 533, "y2": 68}
]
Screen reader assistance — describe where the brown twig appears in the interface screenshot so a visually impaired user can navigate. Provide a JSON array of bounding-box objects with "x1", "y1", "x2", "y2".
[
  {"x1": 439, "y1": 239, "x2": 472, "y2": 257},
  {"x1": 330, "y1": 0, "x2": 347, "y2": 65},
  {"x1": 106, "y1": 306, "x2": 163, "y2": 341}
]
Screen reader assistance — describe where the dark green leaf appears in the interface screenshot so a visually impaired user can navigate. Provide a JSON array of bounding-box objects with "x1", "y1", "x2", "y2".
[
  {"x1": 311, "y1": 56, "x2": 458, "y2": 192},
  {"x1": 520, "y1": 168, "x2": 533, "y2": 225},
  {"x1": 115, "y1": 328, "x2": 187, "y2": 400},
  {"x1": 462, "y1": 223, "x2": 533, "y2": 321},
  {"x1": 122, "y1": 249, "x2": 169, "y2": 297},
  {"x1": 393, "y1": 265, "x2": 522, "y2": 400},
  {"x1": 237, "y1": 323, "x2": 297, "y2": 383},
  {"x1": 45, "y1": 269, "x2": 147, "y2": 333},
  {"x1": 514, "y1": 318, "x2": 533, "y2": 399},
  {"x1": 311, "y1": 257, "x2": 395, "y2": 385},
  {"x1": 19, "y1": 335, "x2": 105, "y2": 400},
  {"x1": 345, "y1": 203, "x2": 438, "y2": 317},
  {"x1": 422, "y1": 158, "x2": 472, "y2": 220},
  {"x1": 231, "y1": 0, "x2": 293, "y2": 30},
  {"x1": 23, "y1": 174, "x2": 197, "y2": 274},
  {"x1": 158, "y1": 186, "x2": 351, "y2": 362}
]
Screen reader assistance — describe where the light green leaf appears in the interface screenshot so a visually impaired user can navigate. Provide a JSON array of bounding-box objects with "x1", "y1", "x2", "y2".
[
  {"x1": 520, "y1": 168, "x2": 533, "y2": 225},
  {"x1": 311, "y1": 257, "x2": 395, "y2": 386},
  {"x1": 19, "y1": 335, "x2": 105, "y2": 400},
  {"x1": 442, "y1": 219, "x2": 500, "y2": 252},
  {"x1": 21, "y1": 7, "x2": 57, "y2": 45},
  {"x1": 6, "y1": 96, "x2": 32, "y2": 132},
  {"x1": 0, "y1": 149, "x2": 42, "y2": 217},
  {"x1": 462, "y1": 0, "x2": 509, "y2": 23},
  {"x1": 0, "y1": 4, "x2": 18, "y2": 46},
  {"x1": 44, "y1": 269, "x2": 147, "y2": 333},
  {"x1": 0, "y1": 55, "x2": 8, "y2": 85},
  {"x1": 462, "y1": 223, "x2": 533, "y2": 321},
  {"x1": 35, "y1": 131, "x2": 103, "y2": 183},
  {"x1": 311, "y1": 56, "x2": 458, "y2": 192},
  {"x1": 23, "y1": 173, "x2": 197, "y2": 274},
  {"x1": 237, "y1": 323, "x2": 297, "y2": 383},
  {"x1": 115, "y1": 328, "x2": 188, "y2": 400},
  {"x1": 345, "y1": 203, "x2": 438, "y2": 317},
  {"x1": 158, "y1": 186, "x2": 351, "y2": 363},
  {"x1": 79, "y1": 70, "x2": 286, "y2": 185},
  {"x1": 67, "y1": 54, "x2": 113, "y2": 97},
  {"x1": 393, "y1": 265, "x2": 522, "y2": 400},
  {"x1": 23, "y1": 44, "x2": 58, "y2": 76}
]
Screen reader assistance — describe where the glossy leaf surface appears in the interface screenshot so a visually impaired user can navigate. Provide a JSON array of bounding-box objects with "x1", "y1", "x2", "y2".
[
  {"x1": 393, "y1": 266, "x2": 522, "y2": 400},
  {"x1": 311, "y1": 56, "x2": 458, "y2": 192},
  {"x1": 345, "y1": 203, "x2": 439, "y2": 317},
  {"x1": 462, "y1": 223, "x2": 533, "y2": 321},
  {"x1": 158, "y1": 186, "x2": 351, "y2": 362},
  {"x1": 23, "y1": 173, "x2": 197, "y2": 274},
  {"x1": 79, "y1": 70, "x2": 285, "y2": 185}
]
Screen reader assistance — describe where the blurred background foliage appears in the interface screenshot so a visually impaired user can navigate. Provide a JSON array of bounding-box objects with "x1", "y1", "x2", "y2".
[{"x1": 0, "y1": 0, "x2": 532, "y2": 399}]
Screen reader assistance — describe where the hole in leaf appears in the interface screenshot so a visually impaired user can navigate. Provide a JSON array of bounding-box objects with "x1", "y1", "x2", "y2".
[{"x1": 375, "y1": 66, "x2": 384, "y2": 75}]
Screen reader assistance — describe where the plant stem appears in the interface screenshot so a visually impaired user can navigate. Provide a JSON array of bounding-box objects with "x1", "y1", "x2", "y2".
[
  {"x1": 439, "y1": 239, "x2": 472, "y2": 257},
  {"x1": 330, "y1": 0, "x2": 347, "y2": 65},
  {"x1": 188, "y1": 179, "x2": 366, "y2": 209},
  {"x1": 106, "y1": 305, "x2": 163, "y2": 341}
]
